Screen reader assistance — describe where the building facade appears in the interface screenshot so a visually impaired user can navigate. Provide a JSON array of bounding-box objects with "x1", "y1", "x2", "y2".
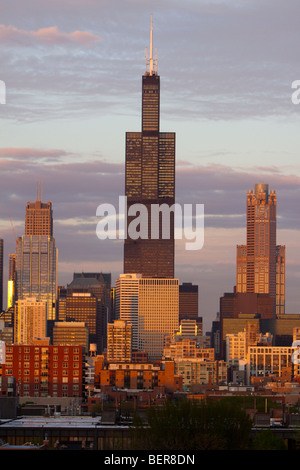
[
  {"x1": 14, "y1": 297, "x2": 47, "y2": 344},
  {"x1": 115, "y1": 274, "x2": 140, "y2": 350},
  {"x1": 236, "y1": 184, "x2": 285, "y2": 315},
  {"x1": 52, "y1": 321, "x2": 89, "y2": 352},
  {"x1": 179, "y1": 283, "x2": 198, "y2": 321},
  {"x1": 1, "y1": 343, "x2": 84, "y2": 398},
  {"x1": 15, "y1": 235, "x2": 57, "y2": 320},
  {"x1": 107, "y1": 320, "x2": 132, "y2": 363},
  {"x1": 115, "y1": 274, "x2": 179, "y2": 360},
  {"x1": 25, "y1": 190, "x2": 53, "y2": 236},
  {"x1": 247, "y1": 345, "x2": 300, "y2": 382}
]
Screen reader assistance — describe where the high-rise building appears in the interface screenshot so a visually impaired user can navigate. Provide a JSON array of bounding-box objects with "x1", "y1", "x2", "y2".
[
  {"x1": 107, "y1": 320, "x2": 132, "y2": 362},
  {"x1": 115, "y1": 273, "x2": 140, "y2": 350},
  {"x1": 14, "y1": 297, "x2": 47, "y2": 344},
  {"x1": 115, "y1": 273, "x2": 179, "y2": 361},
  {"x1": 7, "y1": 253, "x2": 16, "y2": 310},
  {"x1": 25, "y1": 185, "x2": 53, "y2": 236},
  {"x1": 65, "y1": 293, "x2": 103, "y2": 352},
  {"x1": 179, "y1": 283, "x2": 199, "y2": 321},
  {"x1": 53, "y1": 321, "x2": 89, "y2": 352},
  {"x1": 62, "y1": 273, "x2": 112, "y2": 351},
  {"x1": 236, "y1": 184, "x2": 285, "y2": 315},
  {"x1": 15, "y1": 235, "x2": 57, "y2": 320},
  {"x1": 124, "y1": 18, "x2": 175, "y2": 278}
]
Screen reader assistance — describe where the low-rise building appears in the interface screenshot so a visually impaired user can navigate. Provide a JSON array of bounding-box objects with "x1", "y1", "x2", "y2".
[{"x1": 1, "y1": 342, "x2": 85, "y2": 398}]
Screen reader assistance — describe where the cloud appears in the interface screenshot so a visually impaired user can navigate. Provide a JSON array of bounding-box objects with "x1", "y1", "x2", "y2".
[{"x1": 0, "y1": 24, "x2": 101, "y2": 46}]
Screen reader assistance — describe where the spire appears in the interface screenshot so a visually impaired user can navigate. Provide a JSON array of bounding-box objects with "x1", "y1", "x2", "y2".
[{"x1": 145, "y1": 16, "x2": 157, "y2": 76}]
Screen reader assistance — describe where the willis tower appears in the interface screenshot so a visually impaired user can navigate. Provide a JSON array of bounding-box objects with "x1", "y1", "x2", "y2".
[{"x1": 124, "y1": 18, "x2": 175, "y2": 278}]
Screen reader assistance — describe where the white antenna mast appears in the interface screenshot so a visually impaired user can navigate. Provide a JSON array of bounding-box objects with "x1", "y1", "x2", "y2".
[
  {"x1": 145, "y1": 16, "x2": 157, "y2": 76},
  {"x1": 149, "y1": 16, "x2": 154, "y2": 76}
]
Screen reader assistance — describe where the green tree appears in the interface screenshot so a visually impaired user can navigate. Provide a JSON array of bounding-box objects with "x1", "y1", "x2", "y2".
[
  {"x1": 131, "y1": 398, "x2": 253, "y2": 450},
  {"x1": 252, "y1": 429, "x2": 287, "y2": 450}
]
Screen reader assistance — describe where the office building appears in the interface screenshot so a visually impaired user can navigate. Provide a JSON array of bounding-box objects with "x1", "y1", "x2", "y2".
[
  {"x1": 236, "y1": 184, "x2": 285, "y2": 315},
  {"x1": 138, "y1": 277, "x2": 179, "y2": 360},
  {"x1": 63, "y1": 273, "x2": 111, "y2": 352},
  {"x1": 65, "y1": 293, "x2": 103, "y2": 352},
  {"x1": 115, "y1": 273, "x2": 179, "y2": 361},
  {"x1": 53, "y1": 321, "x2": 89, "y2": 352},
  {"x1": 124, "y1": 19, "x2": 175, "y2": 278},
  {"x1": 15, "y1": 235, "x2": 57, "y2": 320},
  {"x1": 247, "y1": 346, "x2": 300, "y2": 382},
  {"x1": 14, "y1": 297, "x2": 47, "y2": 344},
  {"x1": 179, "y1": 283, "x2": 198, "y2": 321},
  {"x1": 115, "y1": 274, "x2": 140, "y2": 350}
]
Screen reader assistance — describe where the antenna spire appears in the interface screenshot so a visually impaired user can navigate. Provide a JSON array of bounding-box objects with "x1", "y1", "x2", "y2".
[{"x1": 145, "y1": 16, "x2": 157, "y2": 76}]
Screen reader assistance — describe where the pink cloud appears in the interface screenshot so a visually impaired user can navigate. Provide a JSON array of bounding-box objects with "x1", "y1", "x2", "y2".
[{"x1": 0, "y1": 24, "x2": 100, "y2": 46}]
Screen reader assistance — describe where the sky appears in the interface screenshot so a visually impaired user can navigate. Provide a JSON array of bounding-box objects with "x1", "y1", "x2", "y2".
[{"x1": 1, "y1": 0, "x2": 300, "y2": 332}]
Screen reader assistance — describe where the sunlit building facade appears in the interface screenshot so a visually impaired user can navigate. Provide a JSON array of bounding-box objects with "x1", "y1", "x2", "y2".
[
  {"x1": 15, "y1": 235, "x2": 57, "y2": 320},
  {"x1": 236, "y1": 184, "x2": 285, "y2": 315},
  {"x1": 107, "y1": 320, "x2": 132, "y2": 363},
  {"x1": 115, "y1": 273, "x2": 179, "y2": 361},
  {"x1": 14, "y1": 297, "x2": 47, "y2": 344},
  {"x1": 25, "y1": 191, "x2": 53, "y2": 237}
]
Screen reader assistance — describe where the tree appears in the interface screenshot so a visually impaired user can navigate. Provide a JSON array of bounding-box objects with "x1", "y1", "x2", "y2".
[
  {"x1": 131, "y1": 398, "x2": 253, "y2": 450},
  {"x1": 252, "y1": 429, "x2": 287, "y2": 450}
]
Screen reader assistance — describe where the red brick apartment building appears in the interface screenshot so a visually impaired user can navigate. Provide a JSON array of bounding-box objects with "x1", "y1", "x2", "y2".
[{"x1": 1, "y1": 344, "x2": 84, "y2": 398}]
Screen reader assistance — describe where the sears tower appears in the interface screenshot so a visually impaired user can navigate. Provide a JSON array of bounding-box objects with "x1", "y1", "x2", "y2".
[{"x1": 124, "y1": 18, "x2": 175, "y2": 278}]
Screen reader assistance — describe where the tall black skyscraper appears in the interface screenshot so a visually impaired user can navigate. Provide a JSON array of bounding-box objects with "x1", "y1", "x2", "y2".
[{"x1": 124, "y1": 18, "x2": 175, "y2": 278}]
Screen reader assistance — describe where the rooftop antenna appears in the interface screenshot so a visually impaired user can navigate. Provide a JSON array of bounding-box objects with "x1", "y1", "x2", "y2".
[
  {"x1": 149, "y1": 16, "x2": 154, "y2": 75},
  {"x1": 36, "y1": 179, "x2": 43, "y2": 201}
]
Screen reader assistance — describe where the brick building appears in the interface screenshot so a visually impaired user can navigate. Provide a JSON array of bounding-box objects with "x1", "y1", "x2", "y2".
[
  {"x1": 1, "y1": 343, "x2": 85, "y2": 398},
  {"x1": 95, "y1": 359, "x2": 182, "y2": 394}
]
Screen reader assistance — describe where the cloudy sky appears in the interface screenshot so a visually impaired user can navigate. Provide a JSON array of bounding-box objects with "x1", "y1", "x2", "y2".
[{"x1": 1, "y1": 0, "x2": 300, "y2": 331}]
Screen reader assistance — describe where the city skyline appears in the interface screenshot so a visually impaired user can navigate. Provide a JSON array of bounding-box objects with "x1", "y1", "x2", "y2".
[{"x1": 1, "y1": 1, "x2": 300, "y2": 332}]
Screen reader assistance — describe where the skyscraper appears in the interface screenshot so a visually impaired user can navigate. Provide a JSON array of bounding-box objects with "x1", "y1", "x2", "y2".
[
  {"x1": 15, "y1": 190, "x2": 57, "y2": 322},
  {"x1": 14, "y1": 297, "x2": 47, "y2": 344},
  {"x1": 236, "y1": 184, "x2": 285, "y2": 315},
  {"x1": 15, "y1": 235, "x2": 58, "y2": 320},
  {"x1": 25, "y1": 184, "x2": 53, "y2": 236},
  {"x1": 124, "y1": 18, "x2": 175, "y2": 278},
  {"x1": 115, "y1": 273, "x2": 179, "y2": 361}
]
